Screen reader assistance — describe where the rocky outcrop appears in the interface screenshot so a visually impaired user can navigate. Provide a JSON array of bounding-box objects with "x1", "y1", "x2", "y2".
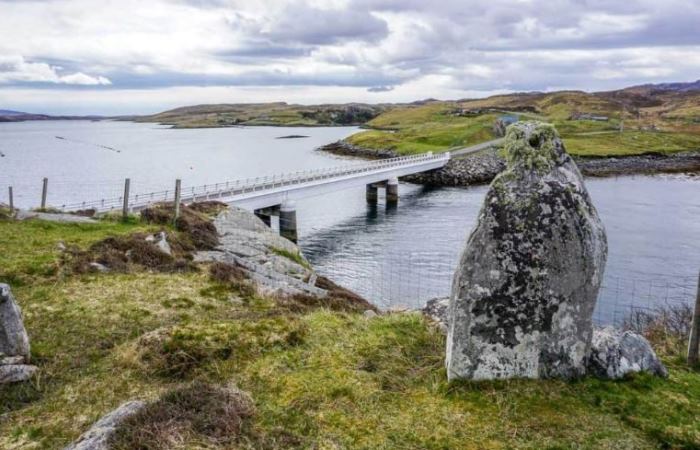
[
  {"x1": 319, "y1": 141, "x2": 700, "y2": 188},
  {"x1": 63, "y1": 400, "x2": 147, "y2": 450},
  {"x1": 0, "y1": 284, "x2": 37, "y2": 383},
  {"x1": 402, "y1": 149, "x2": 506, "y2": 185},
  {"x1": 577, "y1": 151, "x2": 700, "y2": 177},
  {"x1": 587, "y1": 327, "x2": 667, "y2": 379},
  {"x1": 402, "y1": 150, "x2": 700, "y2": 187},
  {"x1": 195, "y1": 207, "x2": 327, "y2": 297},
  {"x1": 446, "y1": 121, "x2": 607, "y2": 381}
]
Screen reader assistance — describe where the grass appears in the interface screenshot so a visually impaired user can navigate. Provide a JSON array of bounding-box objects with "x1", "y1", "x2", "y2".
[
  {"x1": 1, "y1": 217, "x2": 699, "y2": 449},
  {"x1": 341, "y1": 91, "x2": 700, "y2": 158},
  {"x1": 270, "y1": 247, "x2": 312, "y2": 270},
  {"x1": 347, "y1": 108, "x2": 499, "y2": 155},
  {"x1": 564, "y1": 130, "x2": 700, "y2": 157}
]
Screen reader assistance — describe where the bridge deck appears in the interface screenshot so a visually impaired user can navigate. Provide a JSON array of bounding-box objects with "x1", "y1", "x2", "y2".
[{"x1": 61, "y1": 151, "x2": 451, "y2": 213}]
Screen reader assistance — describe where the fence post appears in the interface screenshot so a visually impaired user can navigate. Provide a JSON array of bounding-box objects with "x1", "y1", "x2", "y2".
[
  {"x1": 173, "y1": 179, "x2": 181, "y2": 224},
  {"x1": 41, "y1": 177, "x2": 48, "y2": 209},
  {"x1": 122, "y1": 178, "x2": 130, "y2": 220},
  {"x1": 8, "y1": 186, "x2": 13, "y2": 212},
  {"x1": 688, "y1": 271, "x2": 700, "y2": 366}
]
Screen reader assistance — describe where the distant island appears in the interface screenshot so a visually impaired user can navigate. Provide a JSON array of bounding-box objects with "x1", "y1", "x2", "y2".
[{"x1": 0, "y1": 109, "x2": 105, "y2": 123}]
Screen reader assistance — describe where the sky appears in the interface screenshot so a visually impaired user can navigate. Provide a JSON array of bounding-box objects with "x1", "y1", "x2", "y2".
[{"x1": 0, "y1": 0, "x2": 698, "y2": 115}]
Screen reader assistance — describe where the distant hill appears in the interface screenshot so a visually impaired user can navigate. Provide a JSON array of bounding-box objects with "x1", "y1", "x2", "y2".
[
  {"x1": 627, "y1": 80, "x2": 700, "y2": 93},
  {"x1": 0, "y1": 110, "x2": 105, "y2": 123},
  {"x1": 134, "y1": 102, "x2": 391, "y2": 128},
  {"x1": 0, "y1": 109, "x2": 29, "y2": 116}
]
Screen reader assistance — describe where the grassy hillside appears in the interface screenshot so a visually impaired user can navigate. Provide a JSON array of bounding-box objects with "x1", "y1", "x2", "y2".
[
  {"x1": 345, "y1": 90, "x2": 700, "y2": 157},
  {"x1": 1, "y1": 213, "x2": 699, "y2": 449},
  {"x1": 135, "y1": 103, "x2": 388, "y2": 128}
]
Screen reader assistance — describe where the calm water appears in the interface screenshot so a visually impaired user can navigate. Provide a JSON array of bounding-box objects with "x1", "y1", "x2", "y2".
[
  {"x1": 2, "y1": 120, "x2": 699, "y2": 322},
  {"x1": 0, "y1": 120, "x2": 361, "y2": 208}
]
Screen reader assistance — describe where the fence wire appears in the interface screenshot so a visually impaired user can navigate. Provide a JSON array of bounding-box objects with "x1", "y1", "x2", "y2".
[{"x1": 308, "y1": 249, "x2": 698, "y2": 325}]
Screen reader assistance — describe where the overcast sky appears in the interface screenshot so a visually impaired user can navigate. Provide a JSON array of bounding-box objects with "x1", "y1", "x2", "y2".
[{"x1": 1, "y1": 0, "x2": 698, "y2": 115}]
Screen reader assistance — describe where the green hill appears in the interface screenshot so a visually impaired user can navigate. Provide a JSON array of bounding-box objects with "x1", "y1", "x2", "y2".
[{"x1": 345, "y1": 89, "x2": 700, "y2": 157}]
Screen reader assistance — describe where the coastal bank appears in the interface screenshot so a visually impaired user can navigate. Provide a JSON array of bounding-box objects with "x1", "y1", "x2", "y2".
[{"x1": 319, "y1": 140, "x2": 700, "y2": 186}]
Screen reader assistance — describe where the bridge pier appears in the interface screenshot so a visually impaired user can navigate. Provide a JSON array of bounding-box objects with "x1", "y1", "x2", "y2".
[
  {"x1": 366, "y1": 184, "x2": 378, "y2": 204},
  {"x1": 279, "y1": 201, "x2": 298, "y2": 243},
  {"x1": 386, "y1": 177, "x2": 399, "y2": 205}
]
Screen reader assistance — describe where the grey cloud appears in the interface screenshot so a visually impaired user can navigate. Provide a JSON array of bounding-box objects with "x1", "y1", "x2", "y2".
[
  {"x1": 259, "y1": 5, "x2": 388, "y2": 45},
  {"x1": 367, "y1": 85, "x2": 394, "y2": 92}
]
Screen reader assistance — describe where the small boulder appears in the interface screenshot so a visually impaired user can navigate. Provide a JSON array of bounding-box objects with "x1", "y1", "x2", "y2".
[
  {"x1": 587, "y1": 327, "x2": 668, "y2": 379},
  {"x1": 64, "y1": 400, "x2": 146, "y2": 450},
  {"x1": 154, "y1": 231, "x2": 172, "y2": 255},
  {"x1": 422, "y1": 297, "x2": 449, "y2": 333},
  {"x1": 89, "y1": 262, "x2": 110, "y2": 273},
  {"x1": 0, "y1": 364, "x2": 37, "y2": 384},
  {"x1": 446, "y1": 122, "x2": 607, "y2": 381},
  {"x1": 0, "y1": 283, "x2": 31, "y2": 360},
  {"x1": 363, "y1": 310, "x2": 378, "y2": 319}
]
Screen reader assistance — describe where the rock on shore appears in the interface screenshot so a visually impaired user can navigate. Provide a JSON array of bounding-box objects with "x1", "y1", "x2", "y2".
[
  {"x1": 446, "y1": 122, "x2": 607, "y2": 381},
  {"x1": 194, "y1": 207, "x2": 326, "y2": 297},
  {"x1": 318, "y1": 140, "x2": 700, "y2": 186}
]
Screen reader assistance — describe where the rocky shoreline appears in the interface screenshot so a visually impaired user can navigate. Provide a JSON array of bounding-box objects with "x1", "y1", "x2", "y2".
[{"x1": 318, "y1": 141, "x2": 700, "y2": 186}]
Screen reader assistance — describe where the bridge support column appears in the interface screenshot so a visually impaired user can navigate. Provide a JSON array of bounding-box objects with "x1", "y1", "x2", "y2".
[
  {"x1": 279, "y1": 201, "x2": 298, "y2": 243},
  {"x1": 386, "y1": 177, "x2": 399, "y2": 205},
  {"x1": 366, "y1": 184, "x2": 378, "y2": 204}
]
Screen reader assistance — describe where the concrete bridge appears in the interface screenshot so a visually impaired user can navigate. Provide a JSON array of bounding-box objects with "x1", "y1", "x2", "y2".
[{"x1": 61, "y1": 139, "x2": 502, "y2": 242}]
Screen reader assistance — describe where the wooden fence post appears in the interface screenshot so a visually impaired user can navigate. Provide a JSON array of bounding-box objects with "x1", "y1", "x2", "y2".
[
  {"x1": 688, "y1": 271, "x2": 700, "y2": 366},
  {"x1": 41, "y1": 177, "x2": 48, "y2": 209},
  {"x1": 122, "y1": 178, "x2": 130, "y2": 220},
  {"x1": 8, "y1": 186, "x2": 13, "y2": 212},
  {"x1": 173, "y1": 179, "x2": 181, "y2": 224}
]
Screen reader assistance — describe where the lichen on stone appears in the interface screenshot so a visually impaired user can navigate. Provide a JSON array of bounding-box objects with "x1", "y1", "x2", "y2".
[{"x1": 503, "y1": 121, "x2": 562, "y2": 173}]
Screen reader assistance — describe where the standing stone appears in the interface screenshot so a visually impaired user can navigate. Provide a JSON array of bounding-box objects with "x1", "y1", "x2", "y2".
[
  {"x1": 0, "y1": 283, "x2": 30, "y2": 360},
  {"x1": 446, "y1": 121, "x2": 607, "y2": 381}
]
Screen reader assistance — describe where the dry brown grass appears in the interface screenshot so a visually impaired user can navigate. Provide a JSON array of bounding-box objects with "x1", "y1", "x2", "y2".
[
  {"x1": 141, "y1": 203, "x2": 220, "y2": 250},
  {"x1": 65, "y1": 232, "x2": 196, "y2": 274},
  {"x1": 110, "y1": 382, "x2": 256, "y2": 450},
  {"x1": 623, "y1": 304, "x2": 693, "y2": 359}
]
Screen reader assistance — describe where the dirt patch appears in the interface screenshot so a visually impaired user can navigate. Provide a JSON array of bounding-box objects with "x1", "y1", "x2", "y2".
[
  {"x1": 186, "y1": 200, "x2": 229, "y2": 217},
  {"x1": 207, "y1": 262, "x2": 256, "y2": 298},
  {"x1": 66, "y1": 232, "x2": 195, "y2": 274},
  {"x1": 110, "y1": 382, "x2": 256, "y2": 450},
  {"x1": 278, "y1": 276, "x2": 377, "y2": 314},
  {"x1": 141, "y1": 203, "x2": 220, "y2": 250}
]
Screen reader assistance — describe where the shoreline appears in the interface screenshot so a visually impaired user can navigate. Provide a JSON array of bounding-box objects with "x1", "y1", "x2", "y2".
[{"x1": 317, "y1": 141, "x2": 700, "y2": 185}]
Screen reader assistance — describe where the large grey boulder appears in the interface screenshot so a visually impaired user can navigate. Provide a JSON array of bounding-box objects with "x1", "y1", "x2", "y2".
[
  {"x1": 1, "y1": 283, "x2": 30, "y2": 360},
  {"x1": 446, "y1": 122, "x2": 607, "y2": 381},
  {"x1": 64, "y1": 400, "x2": 146, "y2": 450},
  {"x1": 196, "y1": 207, "x2": 323, "y2": 297},
  {"x1": 587, "y1": 327, "x2": 667, "y2": 379}
]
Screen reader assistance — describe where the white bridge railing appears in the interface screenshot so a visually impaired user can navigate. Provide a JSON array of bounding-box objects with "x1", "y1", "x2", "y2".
[{"x1": 60, "y1": 151, "x2": 450, "y2": 213}]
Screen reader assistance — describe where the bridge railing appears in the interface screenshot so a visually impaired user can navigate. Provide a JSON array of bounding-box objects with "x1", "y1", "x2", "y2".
[{"x1": 60, "y1": 151, "x2": 450, "y2": 212}]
